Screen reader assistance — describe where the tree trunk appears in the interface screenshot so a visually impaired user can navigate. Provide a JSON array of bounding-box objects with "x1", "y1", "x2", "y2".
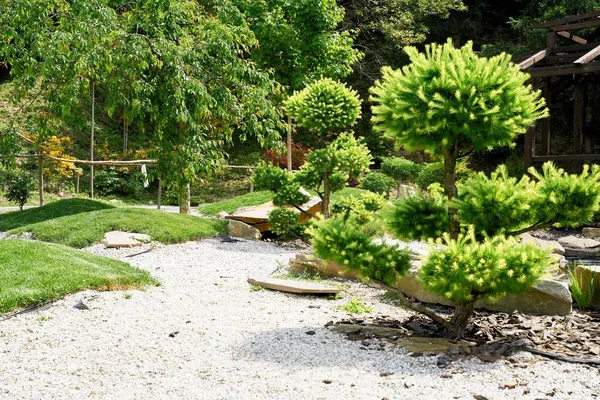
[
  {"x1": 287, "y1": 115, "x2": 293, "y2": 171},
  {"x1": 443, "y1": 149, "x2": 460, "y2": 240},
  {"x1": 38, "y1": 154, "x2": 44, "y2": 207},
  {"x1": 322, "y1": 173, "x2": 331, "y2": 218},
  {"x1": 90, "y1": 81, "x2": 95, "y2": 199},
  {"x1": 448, "y1": 301, "x2": 475, "y2": 340},
  {"x1": 179, "y1": 183, "x2": 191, "y2": 214}
]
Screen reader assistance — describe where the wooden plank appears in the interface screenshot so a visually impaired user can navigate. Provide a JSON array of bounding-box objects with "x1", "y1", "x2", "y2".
[
  {"x1": 557, "y1": 31, "x2": 587, "y2": 44},
  {"x1": 547, "y1": 31, "x2": 556, "y2": 49},
  {"x1": 551, "y1": 18, "x2": 600, "y2": 32},
  {"x1": 551, "y1": 42, "x2": 600, "y2": 54},
  {"x1": 574, "y1": 44, "x2": 600, "y2": 63},
  {"x1": 532, "y1": 154, "x2": 600, "y2": 162},
  {"x1": 527, "y1": 11, "x2": 600, "y2": 29},
  {"x1": 523, "y1": 128, "x2": 535, "y2": 169},
  {"x1": 527, "y1": 62, "x2": 600, "y2": 77},
  {"x1": 573, "y1": 80, "x2": 584, "y2": 168},
  {"x1": 541, "y1": 79, "x2": 551, "y2": 156},
  {"x1": 519, "y1": 50, "x2": 547, "y2": 69},
  {"x1": 247, "y1": 277, "x2": 340, "y2": 294}
]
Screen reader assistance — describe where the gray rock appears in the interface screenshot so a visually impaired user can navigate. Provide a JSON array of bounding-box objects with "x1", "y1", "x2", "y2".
[
  {"x1": 563, "y1": 247, "x2": 600, "y2": 258},
  {"x1": 228, "y1": 220, "x2": 261, "y2": 241},
  {"x1": 520, "y1": 233, "x2": 565, "y2": 255},
  {"x1": 581, "y1": 227, "x2": 600, "y2": 238},
  {"x1": 558, "y1": 235, "x2": 600, "y2": 249},
  {"x1": 574, "y1": 264, "x2": 600, "y2": 309},
  {"x1": 216, "y1": 211, "x2": 230, "y2": 219},
  {"x1": 395, "y1": 269, "x2": 572, "y2": 315}
]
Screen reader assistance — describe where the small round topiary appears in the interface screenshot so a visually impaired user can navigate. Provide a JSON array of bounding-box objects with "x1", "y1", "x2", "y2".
[
  {"x1": 381, "y1": 157, "x2": 422, "y2": 184},
  {"x1": 361, "y1": 172, "x2": 395, "y2": 197},
  {"x1": 284, "y1": 78, "x2": 361, "y2": 135}
]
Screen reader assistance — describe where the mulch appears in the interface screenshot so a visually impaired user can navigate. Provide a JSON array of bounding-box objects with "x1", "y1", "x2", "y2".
[{"x1": 333, "y1": 306, "x2": 600, "y2": 366}]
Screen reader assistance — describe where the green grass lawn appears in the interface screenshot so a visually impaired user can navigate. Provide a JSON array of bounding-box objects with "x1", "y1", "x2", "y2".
[
  {"x1": 3, "y1": 202, "x2": 226, "y2": 248},
  {"x1": 0, "y1": 240, "x2": 159, "y2": 315},
  {"x1": 198, "y1": 190, "x2": 273, "y2": 216},
  {"x1": 0, "y1": 198, "x2": 115, "y2": 231}
]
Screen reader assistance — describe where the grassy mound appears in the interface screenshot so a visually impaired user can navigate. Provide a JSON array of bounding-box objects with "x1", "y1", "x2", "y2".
[
  {"x1": 0, "y1": 198, "x2": 115, "y2": 231},
  {"x1": 7, "y1": 207, "x2": 226, "y2": 248},
  {"x1": 0, "y1": 240, "x2": 159, "y2": 315},
  {"x1": 198, "y1": 190, "x2": 273, "y2": 216}
]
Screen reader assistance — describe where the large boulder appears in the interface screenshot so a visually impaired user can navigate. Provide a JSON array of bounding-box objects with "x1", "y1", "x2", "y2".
[
  {"x1": 292, "y1": 242, "x2": 573, "y2": 315},
  {"x1": 228, "y1": 220, "x2": 261, "y2": 241}
]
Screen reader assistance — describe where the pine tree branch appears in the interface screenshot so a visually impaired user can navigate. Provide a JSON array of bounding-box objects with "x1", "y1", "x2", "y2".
[{"x1": 507, "y1": 220, "x2": 554, "y2": 237}]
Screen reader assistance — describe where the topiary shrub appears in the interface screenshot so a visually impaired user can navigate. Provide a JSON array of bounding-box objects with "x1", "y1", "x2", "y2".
[
  {"x1": 331, "y1": 191, "x2": 385, "y2": 224},
  {"x1": 381, "y1": 157, "x2": 422, "y2": 197},
  {"x1": 268, "y1": 207, "x2": 305, "y2": 240},
  {"x1": 388, "y1": 194, "x2": 448, "y2": 241},
  {"x1": 1, "y1": 169, "x2": 36, "y2": 211},
  {"x1": 361, "y1": 172, "x2": 395, "y2": 197},
  {"x1": 416, "y1": 162, "x2": 444, "y2": 190}
]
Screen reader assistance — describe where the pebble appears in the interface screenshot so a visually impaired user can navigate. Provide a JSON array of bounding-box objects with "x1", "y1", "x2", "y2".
[{"x1": 0, "y1": 238, "x2": 599, "y2": 399}]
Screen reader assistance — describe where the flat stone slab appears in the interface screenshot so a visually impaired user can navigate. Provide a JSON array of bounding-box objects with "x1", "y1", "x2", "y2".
[
  {"x1": 558, "y1": 235, "x2": 600, "y2": 249},
  {"x1": 248, "y1": 277, "x2": 340, "y2": 294},
  {"x1": 102, "y1": 231, "x2": 150, "y2": 248},
  {"x1": 582, "y1": 227, "x2": 600, "y2": 238}
]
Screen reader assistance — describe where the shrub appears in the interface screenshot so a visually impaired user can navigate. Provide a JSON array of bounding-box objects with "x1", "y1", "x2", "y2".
[
  {"x1": 94, "y1": 167, "x2": 145, "y2": 197},
  {"x1": 285, "y1": 78, "x2": 361, "y2": 135},
  {"x1": 388, "y1": 194, "x2": 448, "y2": 241},
  {"x1": 268, "y1": 207, "x2": 304, "y2": 240},
  {"x1": 381, "y1": 157, "x2": 422, "y2": 184},
  {"x1": 308, "y1": 216, "x2": 411, "y2": 285},
  {"x1": 1, "y1": 169, "x2": 36, "y2": 210},
  {"x1": 416, "y1": 162, "x2": 444, "y2": 190},
  {"x1": 361, "y1": 172, "x2": 395, "y2": 197},
  {"x1": 261, "y1": 140, "x2": 311, "y2": 170},
  {"x1": 331, "y1": 192, "x2": 385, "y2": 224}
]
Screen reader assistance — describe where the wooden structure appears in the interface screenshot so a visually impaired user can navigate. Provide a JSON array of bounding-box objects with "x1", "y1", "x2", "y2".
[{"x1": 516, "y1": 11, "x2": 600, "y2": 168}]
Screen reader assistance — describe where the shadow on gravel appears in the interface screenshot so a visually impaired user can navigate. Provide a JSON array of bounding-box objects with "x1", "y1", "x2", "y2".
[{"x1": 234, "y1": 326, "x2": 503, "y2": 373}]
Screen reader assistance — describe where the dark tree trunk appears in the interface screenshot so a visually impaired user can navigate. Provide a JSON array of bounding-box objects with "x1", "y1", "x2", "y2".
[
  {"x1": 322, "y1": 173, "x2": 331, "y2": 218},
  {"x1": 448, "y1": 301, "x2": 475, "y2": 340},
  {"x1": 443, "y1": 149, "x2": 460, "y2": 240}
]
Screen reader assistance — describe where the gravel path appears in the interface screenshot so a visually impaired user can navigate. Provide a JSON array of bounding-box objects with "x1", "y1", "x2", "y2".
[{"x1": 1, "y1": 239, "x2": 599, "y2": 400}]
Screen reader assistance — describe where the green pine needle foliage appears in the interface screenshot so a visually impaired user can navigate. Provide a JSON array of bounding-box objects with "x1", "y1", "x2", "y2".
[
  {"x1": 268, "y1": 207, "x2": 304, "y2": 240},
  {"x1": 388, "y1": 195, "x2": 448, "y2": 241},
  {"x1": 361, "y1": 172, "x2": 395, "y2": 196},
  {"x1": 252, "y1": 165, "x2": 309, "y2": 206},
  {"x1": 381, "y1": 157, "x2": 422, "y2": 184},
  {"x1": 420, "y1": 230, "x2": 552, "y2": 303},
  {"x1": 370, "y1": 39, "x2": 547, "y2": 156},
  {"x1": 531, "y1": 162, "x2": 600, "y2": 228},
  {"x1": 331, "y1": 192, "x2": 385, "y2": 224},
  {"x1": 308, "y1": 216, "x2": 411, "y2": 286},
  {"x1": 454, "y1": 165, "x2": 538, "y2": 236},
  {"x1": 285, "y1": 78, "x2": 361, "y2": 134}
]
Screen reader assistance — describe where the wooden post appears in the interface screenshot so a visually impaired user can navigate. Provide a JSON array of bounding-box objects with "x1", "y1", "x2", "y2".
[
  {"x1": 547, "y1": 31, "x2": 556, "y2": 49},
  {"x1": 574, "y1": 77, "x2": 584, "y2": 170},
  {"x1": 524, "y1": 127, "x2": 535, "y2": 169},
  {"x1": 249, "y1": 181, "x2": 254, "y2": 193},
  {"x1": 286, "y1": 115, "x2": 293, "y2": 171},
  {"x1": 90, "y1": 81, "x2": 95, "y2": 199},
  {"x1": 541, "y1": 78, "x2": 551, "y2": 156},
  {"x1": 75, "y1": 172, "x2": 80, "y2": 195},
  {"x1": 157, "y1": 177, "x2": 162, "y2": 210},
  {"x1": 38, "y1": 154, "x2": 44, "y2": 207}
]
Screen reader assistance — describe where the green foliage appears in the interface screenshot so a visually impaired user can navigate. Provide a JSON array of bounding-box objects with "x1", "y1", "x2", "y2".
[
  {"x1": 232, "y1": 0, "x2": 361, "y2": 91},
  {"x1": 1, "y1": 169, "x2": 36, "y2": 210},
  {"x1": 568, "y1": 266, "x2": 597, "y2": 309},
  {"x1": 6, "y1": 206, "x2": 225, "y2": 248},
  {"x1": 381, "y1": 157, "x2": 422, "y2": 184},
  {"x1": 388, "y1": 194, "x2": 448, "y2": 241},
  {"x1": 94, "y1": 167, "x2": 145, "y2": 197},
  {"x1": 370, "y1": 39, "x2": 548, "y2": 157},
  {"x1": 285, "y1": 78, "x2": 362, "y2": 135},
  {"x1": 420, "y1": 231, "x2": 552, "y2": 303},
  {"x1": 416, "y1": 162, "x2": 444, "y2": 189},
  {"x1": 308, "y1": 216, "x2": 411, "y2": 286},
  {"x1": 252, "y1": 166, "x2": 309, "y2": 206},
  {"x1": 360, "y1": 172, "x2": 395, "y2": 197},
  {"x1": 0, "y1": 240, "x2": 159, "y2": 315},
  {"x1": 331, "y1": 192, "x2": 385, "y2": 224},
  {"x1": 531, "y1": 163, "x2": 600, "y2": 228},
  {"x1": 268, "y1": 207, "x2": 304, "y2": 240},
  {"x1": 339, "y1": 298, "x2": 372, "y2": 314},
  {"x1": 455, "y1": 165, "x2": 537, "y2": 236}
]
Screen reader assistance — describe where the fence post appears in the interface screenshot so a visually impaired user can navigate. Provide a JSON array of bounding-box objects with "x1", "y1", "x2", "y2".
[
  {"x1": 157, "y1": 178, "x2": 162, "y2": 210},
  {"x1": 38, "y1": 154, "x2": 44, "y2": 207}
]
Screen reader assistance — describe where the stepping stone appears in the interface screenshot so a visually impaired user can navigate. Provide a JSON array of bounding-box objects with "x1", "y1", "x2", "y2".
[
  {"x1": 558, "y1": 235, "x2": 600, "y2": 249},
  {"x1": 247, "y1": 277, "x2": 339, "y2": 294},
  {"x1": 102, "y1": 231, "x2": 150, "y2": 248}
]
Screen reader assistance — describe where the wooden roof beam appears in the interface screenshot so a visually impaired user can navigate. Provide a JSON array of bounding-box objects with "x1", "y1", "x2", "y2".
[
  {"x1": 519, "y1": 50, "x2": 547, "y2": 69},
  {"x1": 527, "y1": 62, "x2": 600, "y2": 78},
  {"x1": 528, "y1": 10, "x2": 600, "y2": 29},
  {"x1": 550, "y1": 18, "x2": 600, "y2": 32},
  {"x1": 574, "y1": 44, "x2": 600, "y2": 63},
  {"x1": 557, "y1": 31, "x2": 587, "y2": 44}
]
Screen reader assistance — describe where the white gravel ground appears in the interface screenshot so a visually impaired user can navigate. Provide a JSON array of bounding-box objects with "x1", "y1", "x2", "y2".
[{"x1": 1, "y1": 239, "x2": 599, "y2": 400}]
